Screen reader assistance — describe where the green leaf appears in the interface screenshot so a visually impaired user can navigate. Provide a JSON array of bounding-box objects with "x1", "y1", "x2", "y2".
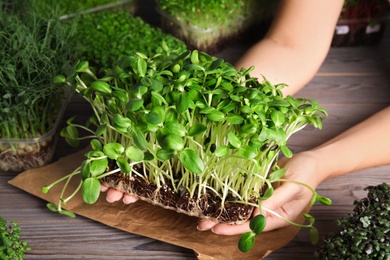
[
  {"x1": 269, "y1": 168, "x2": 287, "y2": 182},
  {"x1": 271, "y1": 110, "x2": 286, "y2": 128},
  {"x1": 81, "y1": 160, "x2": 91, "y2": 180},
  {"x1": 239, "y1": 145, "x2": 257, "y2": 159},
  {"x1": 91, "y1": 80, "x2": 112, "y2": 94},
  {"x1": 304, "y1": 213, "x2": 315, "y2": 225},
  {"x1": 163, "y1": 133, "x2": 184, "y2": 151},
  {"x1": 117, "y1": 157, "x2": 131, "y2": 173},
  {"x1": 59, "y1": 209, "x2": 76, "y2": 218},
  {"x1": 103, "y1": 142, "x2": 124, "y2": 160},
  {"x1": 240, "y1": 124, "x2": 257, "y2": 135},
  {"x1": 151, "y1": 91, "x2": 167, "y2": 105},
  {"x1": 46, "y1": 203, "x2": 58, "y2": 212},
  {"x1": 82, "y1": 177, "x2": 101, "y2": 204},
  {"x1": 156, "y1": 148, "x2": 175, "y2": 161},
  {"x1": 238, "y1": 232, "x2": 256, "y2": 253},
  {"x1": 209, "y1": 58, "x2": 224, "y2": 70},
  {"x1": 165, "y1": 122, "x2": 187, "y2": 137},
  {"x1": 95, "y1": 124, "x2": 107, "y2": 136},
  {"x1": 114, "y1": 114, "x2": 132, "y2": 132},
  {"x1": 260, "y1": 186, "x2": 274, "y2": 200},
  {"x1": 90, "y1": 158, "x2": 108, "y2": 176},
  {"x1": 137, "y1": 58, "x2": 147, "y2": 77},
  {"x1": 53, "y1": 74, "x2": 66, "y2": 84},
  {"x1": 281, "y1": 145, "x2": 293, "y2": 158},
  {"x1": 176, "y1": 92, "x2": 190, "y2": 114},
  {"x1": 90, "y1": 139, "x2": 102, "y2": 151},
  {"x1": 227, "y1": 132, "x2": 241, "y2": 148},
  {"x1": 150, "y1": 79, "x2": 163, "y2": 91},
  {"x1": 75, "y1": 60, "x2": 89, "y2": 72},
  {"x1": 214, "y1": 145, "x2": 229, "y2": 157},
  {"x1": 132, "y1": 128, "x2": 148, "y2": 150},
  {"x1": 206, "y1": 110, "x2": 225, "y2": 122},
  {"x1": 226, "y1": 114, "x2": 244, "y2": 124},
  {"x1": 188, "y1": 124, "x2": 207, "y2": 136},
  {"x1": 317, "y1": 195, "x2": 332, "y2": 206},
  {"x1": 125, "y1": 146, "x2": 144, "y2": 162},
  {"x1": 127, "y1": 99, "x2": 144, "y2": 111},
  {"x1": 249, "y1": 214, "x2": 266, "y2": 235},
  {"x1": 144, "y1": 112, "x2": 163, "y2": 125},
  {"x1": 190, "y1": 50, "x2": 199, "y2": 64},
  {"x1": 309, "y1": 227, "x2": 319, "y2": 245},
  {"x1": 179, "y1": 148, "x2": 204, "y2": 174}
]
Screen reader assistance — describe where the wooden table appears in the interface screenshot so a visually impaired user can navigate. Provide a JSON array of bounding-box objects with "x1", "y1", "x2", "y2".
[{"x1": 1, "y1": 3, "x2": 390, "y2": 259}]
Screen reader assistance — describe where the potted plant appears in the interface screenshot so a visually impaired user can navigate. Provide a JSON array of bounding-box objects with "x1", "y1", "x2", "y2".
[
  {"x1": 43, "y1": 49, "x2": 331, "y2": 252},
  {"x1": 0, "y1": 216, "x2": 31, "y2": 259},
  {"x1": 69, "y1": 10, "x2": 187, "y2": 68},
  {"x1": 315, "y1": 182, "x2": 390, "y2": 259},
  {"x1": 0, "y1": 2, "x2": 76, "y2": 172},
  {"x1": 332, "y1": 0, "x2": 389, "y2": 46},
  {"x1": 155, "y1": 0, "x2": 275, "y2": 54}
]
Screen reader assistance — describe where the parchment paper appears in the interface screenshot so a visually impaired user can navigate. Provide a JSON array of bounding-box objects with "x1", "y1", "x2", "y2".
[{"x1": 9, "y1": 148, "x2": 305, "y2": 259}]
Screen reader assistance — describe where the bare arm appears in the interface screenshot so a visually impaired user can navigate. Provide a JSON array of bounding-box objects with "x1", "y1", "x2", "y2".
[
  {"x1": 236, "y1": 0, "x2": 344, "y2": 96},
  {"x1": 310, "y1": 106, "x2": 390, "y2": 183}
]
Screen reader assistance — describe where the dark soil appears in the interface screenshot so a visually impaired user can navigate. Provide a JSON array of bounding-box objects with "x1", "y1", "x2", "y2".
[{"x1": 100, "y1": 171, "x2": 256, "y2": 224}]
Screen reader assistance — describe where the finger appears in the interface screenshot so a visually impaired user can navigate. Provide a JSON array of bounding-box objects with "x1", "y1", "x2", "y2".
[
  {"x1": 262, "y1": 211, "x2": 291, "y2": 232},
  {"x1": 261, "y1": 182, "x2": 300, "y2": 215},
  {"x1": 106, "y1": 188, "x2": 124, "y2": 203},
  {"x1": 123, "y1": 194, "x2": 139, "y2": 204},
  {"x1": 210, "y1": 221, "x2": 251, "y2": 236},
  {"x1": 261, "y1": 184, "x2": 308, "y2": 231},
  {"x1": 100, "y1": 184, "x2": 109, "y2": 192},
  {"x1": 197, "y1": 219, "x2": 218, "y2": 231}
]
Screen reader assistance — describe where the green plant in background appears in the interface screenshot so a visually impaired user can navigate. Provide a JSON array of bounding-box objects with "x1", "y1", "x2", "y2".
[
  {"x1": 0, "y1": 1, "x2": 76, "y2": 139},
  {"x1": 43, "y1": 49, "x2": 330, "y2": 252},
  {"x1": 315, "y1": 183, "x2": 390, "y2": 259},
  {"x1": 70, "y1": 10, "x2": 187, "y2": 68},
  {"x1": 155, "y1": 0, "x2": 277, "y2": 53},
  {"x1": 0, "y1": 216, "x2": 30, "y2": 260},
  {"x1": 0, "y1": 0, "x2": 78, "y2": 171},
  {"x1": 157, "y1": 0, "x2": 264, "y2": 29}
]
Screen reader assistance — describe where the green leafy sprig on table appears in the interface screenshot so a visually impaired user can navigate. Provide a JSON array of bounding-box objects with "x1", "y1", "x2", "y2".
[
  {"x1": 0, "y1": 216, "x2": 30, "y2": 260},
  {"x1": 70, "y1": 10, "x2": 187, "y2": 68},
  {"x1": 315, "y1": 183, "x2": 390, "y2": 259},
  {"x1": 43, "y1": 49, "x2": 330, "y2": 252},
  {"x1": 0, "y1": 1, "x2": 77, "y2": 139}
]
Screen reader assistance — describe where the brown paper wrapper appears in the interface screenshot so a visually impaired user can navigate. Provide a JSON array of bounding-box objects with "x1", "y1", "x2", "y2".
[{"x1": 9, "y1": 148, "x2": 304, "y2": 259}]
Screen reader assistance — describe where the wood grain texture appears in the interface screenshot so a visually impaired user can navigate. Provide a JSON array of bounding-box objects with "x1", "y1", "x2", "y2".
[{"x1": 1, "y1": 2, "x2": 389, "y2": 259}]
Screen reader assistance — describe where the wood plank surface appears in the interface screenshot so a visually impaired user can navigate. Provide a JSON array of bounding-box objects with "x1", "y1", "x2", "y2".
[{"x1": 1, "y1": 2, "x2": 389, "y2": 259}]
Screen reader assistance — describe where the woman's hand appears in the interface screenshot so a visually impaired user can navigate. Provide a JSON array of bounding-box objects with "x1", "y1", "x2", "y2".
[
  {"x1": 100, "y1": 185, "x2": 139, "y2": 204},
  {"x1": 197, "y1": 151, "x2": 324, "y2": 235}
]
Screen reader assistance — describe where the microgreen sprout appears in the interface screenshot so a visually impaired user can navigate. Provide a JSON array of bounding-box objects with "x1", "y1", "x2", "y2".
[{"x1": 44, "y1": 48, "x2": 329, "y2": 252}]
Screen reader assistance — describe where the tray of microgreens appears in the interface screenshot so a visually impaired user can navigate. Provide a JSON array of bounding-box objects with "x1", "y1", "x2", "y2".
[
  {"x1": 43, "y1": 48, "x2": 332, "y2": 252},
  {"x1": 0, "y1": 1, "x2": 75, "y2": 172}
]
